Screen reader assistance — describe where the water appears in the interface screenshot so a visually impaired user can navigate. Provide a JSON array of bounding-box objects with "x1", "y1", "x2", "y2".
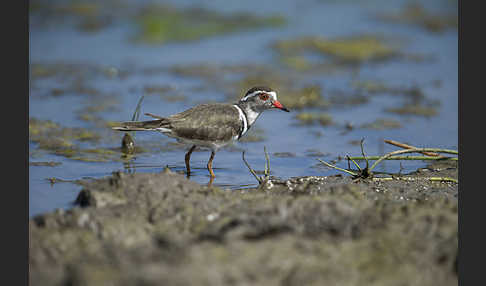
[{"x1": 29, "y1": 0, "x2": 457, "y2": 217}]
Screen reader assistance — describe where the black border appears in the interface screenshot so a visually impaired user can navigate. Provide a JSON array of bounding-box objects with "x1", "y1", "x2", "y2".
[{"x1": 458, "y1": 0, "x2": 478, "y2": 285}]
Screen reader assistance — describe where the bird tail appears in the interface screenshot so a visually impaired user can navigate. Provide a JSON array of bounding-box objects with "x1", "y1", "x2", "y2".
[{"x1": 111, "y1": 119, "x2": 167, "y2": 132}]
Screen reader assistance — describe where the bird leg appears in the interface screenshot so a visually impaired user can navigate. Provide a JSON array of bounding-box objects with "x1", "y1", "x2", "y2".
[
  {"x1": 207, "y1": 151, "x2": 216, "y2": 178},
  {"x1": 185, "y1": 145, "x2": 197, "y2": 176}
]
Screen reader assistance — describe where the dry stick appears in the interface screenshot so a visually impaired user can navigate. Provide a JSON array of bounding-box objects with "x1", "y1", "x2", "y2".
[
  {"x1": 347, "y1": 155, "x2": 457, "y2": 161},
  {"x1": 372, "y1": 177, "x2": 458, "y2": 183},
  {"x1": 126, "y1": 95, "x2": 145, "y2": 139},
  {"x1": 369, "y1": 148, "x2": 458, "y2": 173},
  {"x1": 317, "y1": 159, "x2": 358, "y2": 176},
  {"x1": 145, "y1": 112, "x2": 164, "y2": 119},
  {"x1": 264, "y1": 146, "x2": 270, "y2": 178},
  {"x1": 242, "y1": 151, "x2": 262, "y2": 184},
  {"x1": 384, "y1": 139, "x2": 440, "y2": 157},
  {"x1": 132, "y1": 95, "x2": 145, "y2": 121},
  {"x1": 345, "y1": 139, "x2": 367, "y2": 174},
  {"x1": 359, "y1": 138, "x2": 369, "y2": 170},
  {"x1": 318, "y1": 147, "x2": 458, "y2": 182},
  {"x1": 429, "y1": 177, "x2": 458, "y2": 183},
  {"x1": 346, "y1": 155, "x2": 362, "y2": 172}
]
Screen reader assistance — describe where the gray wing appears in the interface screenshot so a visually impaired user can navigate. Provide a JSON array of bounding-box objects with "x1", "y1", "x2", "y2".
[
  {"x1": 111, "y1": 118, "x2": 169, "y2": 131},
  {"x1": 169, "y1": 104, "x2": 243, "y2": 142}
]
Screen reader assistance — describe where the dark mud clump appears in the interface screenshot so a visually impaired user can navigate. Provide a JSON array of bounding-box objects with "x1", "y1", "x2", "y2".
[{"x1": 30, "y1": 161, "x2": 457, "y2": 285}]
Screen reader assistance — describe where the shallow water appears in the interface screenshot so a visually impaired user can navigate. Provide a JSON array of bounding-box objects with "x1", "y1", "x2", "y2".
[{"x1": 29, "y1": 0, "x2": 457, "y2": 217}]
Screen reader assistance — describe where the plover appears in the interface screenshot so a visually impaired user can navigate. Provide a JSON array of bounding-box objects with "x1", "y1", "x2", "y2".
[{"x1": 111, "y1": 86, "x2": 289, "y2": 177}]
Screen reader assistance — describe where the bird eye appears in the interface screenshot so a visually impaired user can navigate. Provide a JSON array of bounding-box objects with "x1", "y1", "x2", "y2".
[{"x1": 259, "y1": 93, "x2": 269, "y2": 101}]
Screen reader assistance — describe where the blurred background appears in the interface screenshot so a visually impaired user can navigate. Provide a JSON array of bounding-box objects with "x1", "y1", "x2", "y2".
[{"x1": 29, "y1": 0, "x2": 457, "y2": 216}]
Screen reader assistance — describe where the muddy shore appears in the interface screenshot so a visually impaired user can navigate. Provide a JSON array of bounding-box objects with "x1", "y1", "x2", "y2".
[{"x1": 30, "y1": 160, "x2": 457, "y2": 285}]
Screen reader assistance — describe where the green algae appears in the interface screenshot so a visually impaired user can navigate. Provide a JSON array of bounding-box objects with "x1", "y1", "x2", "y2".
[
  {"x1": 29, "y1": 118, "x2": 61, "y2": 136},
  {"x1": 134, "y1": 4, "x2": 285, "y2": 44},
  {"x1": 274, "y1": 34, "x2": 400, "y2": 66},
  {"x1": 28, "y1": 117, "x2": 131, "y2": 162},
  {"x1": 351, "y1": 80, "x2": 426, "y2": 98},
  {"x1": 313, "y1": 35, "x2": 398, "y2": 63}
]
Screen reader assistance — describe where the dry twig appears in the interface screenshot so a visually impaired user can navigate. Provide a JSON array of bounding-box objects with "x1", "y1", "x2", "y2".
[{"x1": 242, "y1": 146, "x2": 271, "y2": 184}]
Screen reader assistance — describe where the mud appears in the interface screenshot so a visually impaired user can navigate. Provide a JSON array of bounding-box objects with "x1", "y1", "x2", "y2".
[{"x1": 30, "y1": 160, "x2": 457, "y2": 286}]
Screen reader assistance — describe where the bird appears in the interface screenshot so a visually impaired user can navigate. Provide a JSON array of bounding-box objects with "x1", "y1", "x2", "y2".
[{"x1": 111, "y1": 86, "x2": 290, "y2": 178}]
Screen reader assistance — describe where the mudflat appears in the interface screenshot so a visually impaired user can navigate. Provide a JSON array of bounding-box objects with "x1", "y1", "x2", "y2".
[{"x1": 30, "y1": 160, "x2": 457, "y2": 286}]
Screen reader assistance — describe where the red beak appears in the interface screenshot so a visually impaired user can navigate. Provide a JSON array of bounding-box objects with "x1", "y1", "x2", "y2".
[{"x1": 272, "y1": 100, "x2": 290, "y2": 112}]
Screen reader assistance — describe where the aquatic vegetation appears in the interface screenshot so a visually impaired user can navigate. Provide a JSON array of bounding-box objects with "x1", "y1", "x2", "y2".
[
  {"x1": 134, "y1": 4, "x2": 285, "y2": 44},
  {"x1": 279, "y1": 55, "x2": 313, "y2": 71},
  {"x1": 327, "y1": 90, "x2": 369, "y2": 106},
  {"x1": 280, "y1": 86, "x2": 329, "y2": 110},
  {"x1": 351, "y1": 80, "x2": 393, "y2": 94},
  {"x1": 274, "y1": 34, "x2": 400, "y2": 66},
  {"x1": 28, "y1": 117, "x2": 127, "y2": 163},
  {"x1": 29, "y1": 161, "x2": 62, "y2": 167},
  {"x1": 273, "y1": 152, "x2": 296, "y2": 158},
  {"x1": 295, "y1": 112, "x2": 333, "y2": 126},
  {"x1": 377, "y1": 3, "x2": 457, "y2": 33},
  {"x1": 352, "y1": 80, "x2": 426, "y2": 98},
  {"x1": 76, "y1": 96, "x2": 120, "y2": 126},
  {"x1": 30, "y1": 62, "x2": 127, "y2": 84},
  {"x1": 55, "y1": 148, "x2": 120, "y2": 163},
  {"x1": 29, "y1": 119, "x2": 102, "y2": 145},
  {"x1": 29, "y1": 0, "x2": 111, "y2": 32},
  {"x1": 386, "y1": 103, "x2": 438, "y2": 117},
  {"x1": 143, "y1": 85, "x2": 188, "y2": 102},
  {"x1": 361, "y1": 118, "x2": 402, "y2": 130}
]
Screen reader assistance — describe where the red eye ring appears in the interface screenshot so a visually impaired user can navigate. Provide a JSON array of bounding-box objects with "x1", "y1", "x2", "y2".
[{"x1": 259, "y1": 93, "x2": 269, "y2": 101}]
